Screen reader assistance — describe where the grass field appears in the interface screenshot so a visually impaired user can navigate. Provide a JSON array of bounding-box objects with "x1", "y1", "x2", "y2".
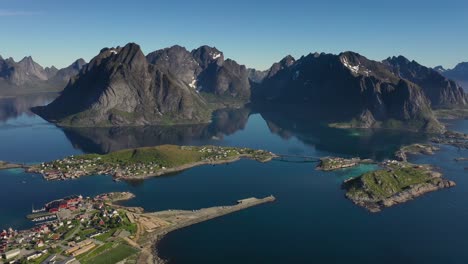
[{"x1": 78, "y1": 243, "x2": 139, "y2": 264}]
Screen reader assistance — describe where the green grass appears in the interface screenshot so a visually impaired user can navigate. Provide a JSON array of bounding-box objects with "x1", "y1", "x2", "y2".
[
  {"x1": 78, "y1": 243, "x2": 139, "y2": 264},
  {"x1": 346, "y1": 165, "x2": 433, "y2": 200},
  {"x1": 94, "y1": 230, "x2": 115, "y2": 242},
  {"x1": 27, "y1": 253, "x2": 51, "y2": 264}
]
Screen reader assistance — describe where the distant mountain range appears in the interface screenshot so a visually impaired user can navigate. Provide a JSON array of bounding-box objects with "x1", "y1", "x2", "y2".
[
  {"x1": 1, "y1": 42, "x2": 463, "y2": 132},
  {"x1": 0, "y1": 55, "x2": 86, "y2": 96},
  {"x1": 434, "y1": 62, "x2": 468, "y2": 91}
]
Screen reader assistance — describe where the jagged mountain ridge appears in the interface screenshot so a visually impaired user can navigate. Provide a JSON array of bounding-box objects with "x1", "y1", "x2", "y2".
[
  {"x1": 436, "y1": 62, "x2": 468, "y2": 91},
  {"x1": 33, "y1": 43, "x2": 211, "y2": 127},
  {"x1": 0, "y1": 55, "x2": 86, "y2": 95},
  {"x1": 384, "y1": 56, "x2": 466, "y2": 108},
  {"x1": 147, "y1": 45, "x2": 250, "y2": 99},
  {"x1": 253, "y1": 51, "x2": 444, "y2": 132}
]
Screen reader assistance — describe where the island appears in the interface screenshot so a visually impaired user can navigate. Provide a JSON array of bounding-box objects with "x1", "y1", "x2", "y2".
[
  {"x1": 316, "y1": 157, "x2": 374, "y2": 171},
  {"x1": 394, "y1": 143, "x2": 439, "y2": 162},
  {"x1": 343, "y1": 160, "x2": 455, "y2": 212},
  {"x1": 0, "y1": 192, "x2": 275, "y2": 264},
  {"x1": 431, "y1": 130, "x2": 468, "y2": 149},
  {"x1": 26, "y1": 145, "x2": 277, "y2": 181}
]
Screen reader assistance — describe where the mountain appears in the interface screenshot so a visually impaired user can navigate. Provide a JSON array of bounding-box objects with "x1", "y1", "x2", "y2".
[
  {"x1": 51, "y1": 58, "x2": 87, "y2": 83},
  {"x1": 383, "y1": 56, "x2": 467, "y2": 108},
  {"x1": 33, "y1": 43, "x2": 211, "y2": 127},
  {"x1": 147, "y1": 45, "x2": 250, "y2": 99},
  {"x1": 0, "y1": 56, "x2": 86, "y2": 96},
  {"x1": 247, "y1": 68, "x2": 267, "y2": 83},
  {"x1": 253, "y1": 52, "x2": 444, "y2": 133},
  {"x1": 437, "y1": 62, "x2": 468, "y2": 91}
]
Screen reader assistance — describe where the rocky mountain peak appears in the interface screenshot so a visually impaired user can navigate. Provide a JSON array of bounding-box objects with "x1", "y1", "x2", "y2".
[
  {"x1": 433, "y1": 65, "x2": 446, "y2": 73},
  {"x1": 191, "y1": 45, "x2": 224, "y2": 68}
]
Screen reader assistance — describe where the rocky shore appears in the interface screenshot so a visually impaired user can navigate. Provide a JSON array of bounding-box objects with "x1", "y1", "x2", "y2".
[
  {"x1": 343, "y1": 161, "x2": 456, "y2": 212},
  {"x1": 394, "y1": 144, "x2": 440, "y2": 162},
  {"x1": 431, "y1": 130, "x2": 468, "y2": 149}
]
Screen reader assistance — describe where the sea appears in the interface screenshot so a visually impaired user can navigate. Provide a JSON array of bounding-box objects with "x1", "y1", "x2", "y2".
[{"x1": 0, "y1": 93, "x2": 467, "y2": 264}]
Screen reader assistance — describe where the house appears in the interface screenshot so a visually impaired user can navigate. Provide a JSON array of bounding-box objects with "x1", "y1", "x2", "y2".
[{"x1": 3, "y1": 248, "x2": 20, "y2": 260}]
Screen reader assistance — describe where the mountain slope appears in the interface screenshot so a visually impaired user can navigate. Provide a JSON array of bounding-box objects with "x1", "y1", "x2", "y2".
[
  {"x1": 253, "y1": 52, "x2": 444, "y2": 133},
  {"x1": 384, "y1": 56, "x2": 466, "y2": 108},
  {"x1": 147, "y1": 45, "x2": 250, "y2": 100},
  {"x1": 33, "y1": 43, "x2": 211, "y2": 127},
  {"x1": 437, "y1": 62, "x2": 468, "y2": 92}
]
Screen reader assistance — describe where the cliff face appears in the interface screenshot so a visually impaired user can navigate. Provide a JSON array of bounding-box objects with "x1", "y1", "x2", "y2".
[
  {"x1": 147, "y1": 45, "x2": 250, "y2": 100},
  {"x1": 33, "y1": 43, "x2": 211, "y2": 127},
  {"x1": 384, "y1": 56, "x2": 467, "y2": 108},
  {"x1": 253, "y1": 52, "x2": 443, "y2": 133}
]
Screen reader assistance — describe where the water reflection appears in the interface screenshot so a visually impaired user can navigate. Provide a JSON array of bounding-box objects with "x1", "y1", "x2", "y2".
[
  {"x1": 0, "y1": 93, "x2": 58, "y2": 123},
  {"x1": 61, "y1": 107, "x2": 252, "y2": 154},
  {"x1": 259, "y1": 110, "x2": 429, "y2": 160}
]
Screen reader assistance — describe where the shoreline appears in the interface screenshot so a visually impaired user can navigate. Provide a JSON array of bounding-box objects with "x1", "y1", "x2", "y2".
[
  {"x1": 117, "y1": 154, "x2": 276, "y2": 181},
  {"x1": 133, "y1": 196, "x2": 276, "y2": 264}
]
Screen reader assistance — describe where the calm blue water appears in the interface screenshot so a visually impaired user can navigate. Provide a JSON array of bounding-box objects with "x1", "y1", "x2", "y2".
[{"x1": 0, "y1": 95, "x2": 467, "y2": 264}]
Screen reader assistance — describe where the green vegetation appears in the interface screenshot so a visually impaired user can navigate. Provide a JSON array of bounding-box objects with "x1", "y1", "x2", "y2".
[
  {"x1": 345, "y1": 165, "x2": 434, "y2": 200},
  {"x1": 34, "y1": 145, "x2": 275, "y2": 180},
  {"x1": 78, "y1": 242, "x2": 139, "y2": 264}
]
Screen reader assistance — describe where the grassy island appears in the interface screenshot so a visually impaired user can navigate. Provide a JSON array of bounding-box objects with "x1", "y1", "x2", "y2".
[
  {"x1": 317, "y1": 157, "x2": 374, "y2": 171},
  {"x1": 28, "y1": 145, "x2": 277, "y2": 181},
  {"x1": 343, "y1": 161, "x2": 455, "y2": 212}
]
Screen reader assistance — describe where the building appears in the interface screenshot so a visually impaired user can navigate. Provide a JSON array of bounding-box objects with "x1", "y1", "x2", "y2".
[{"x1": 3, "y1": 248, "x2": 20, "y2": 260}]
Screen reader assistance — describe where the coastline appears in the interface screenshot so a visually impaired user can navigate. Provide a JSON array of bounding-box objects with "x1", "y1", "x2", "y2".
[
  {"x1": 133, "y1": 196, "x2": 277, "y2": 264},
  {"x1": 117, "y1": 154, "x2": 276, "y2": 181}
]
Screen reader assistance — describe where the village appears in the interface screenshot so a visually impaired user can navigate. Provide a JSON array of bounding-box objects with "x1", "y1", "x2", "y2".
[
  {"x1": 26, "y1": 145, "x2": 276, "y2": 181},
  {"x1": 0, "y1": 192, "x2": 139, "y2": 264},
  {"x1": 0, "y1": 190, "x2": 276, "y2": 264}
]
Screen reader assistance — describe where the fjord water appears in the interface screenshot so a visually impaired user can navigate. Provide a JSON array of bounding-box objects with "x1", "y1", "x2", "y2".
[{"x1": 0, "y1": 95, "x2": 467, "y2": 264}]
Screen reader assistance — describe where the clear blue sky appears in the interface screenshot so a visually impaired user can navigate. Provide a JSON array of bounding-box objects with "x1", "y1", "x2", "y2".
[{"x1": 1, "y1": 0, "x2": 467, "y2": 70}]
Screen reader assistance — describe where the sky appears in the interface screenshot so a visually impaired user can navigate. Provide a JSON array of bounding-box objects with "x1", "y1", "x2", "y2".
[{"x1": 1, "y1": 0, "x2": 467, "y2": 70}]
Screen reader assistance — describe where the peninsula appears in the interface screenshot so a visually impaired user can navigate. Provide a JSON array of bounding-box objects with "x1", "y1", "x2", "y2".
[
  {"x1": 27, "y1": 145, "x2": 277, "y2": 181},
  {"x1": 0, "y1": 192, "x2": 275, "y2": 264},
  {"x1": 0, "y1": 161, "x2": 24, "y2": 170},
  {"x1": 343, "y1": 160, "x2": 455, "y2": 212}
]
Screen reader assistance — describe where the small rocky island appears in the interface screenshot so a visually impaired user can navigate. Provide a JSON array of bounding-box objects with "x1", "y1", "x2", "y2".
[
  {"x1": 343, "y1": 160, "x2": 455, "y2": 212},
  {"x1": 394, "y1": 143, "x2": 439, "y2": 162},
  {"x1": 316, "y1": 157, "x2": 374, "y2": 171},
  {"x1": 431, "y1": 130, "x2": 468, "y2": 149},
  {"x1": 27, "y1": 145, "x2": 277, "y2": 181}
]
